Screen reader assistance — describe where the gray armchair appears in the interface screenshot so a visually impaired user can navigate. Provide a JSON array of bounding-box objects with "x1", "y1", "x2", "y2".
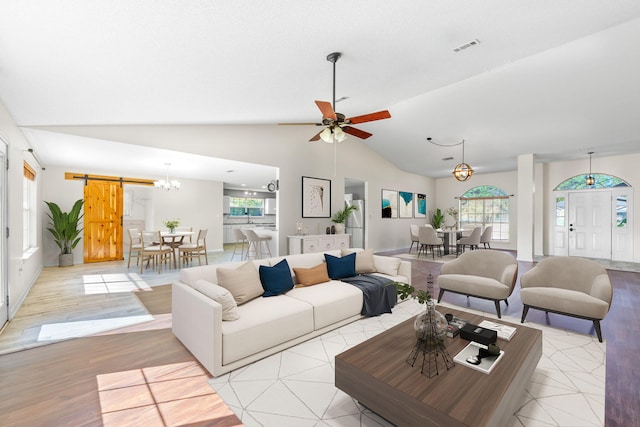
[
  {"x1": 437, "y1": 250, "x2": 518, "y2": 318},
  {"x1": 520, "y1": 256, "x2": 612, "y2": 342}
]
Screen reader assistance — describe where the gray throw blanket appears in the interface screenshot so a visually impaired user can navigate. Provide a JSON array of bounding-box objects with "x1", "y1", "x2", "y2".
[{"x1": 341, "y1": 274, "x2": 397, "y2": 316}]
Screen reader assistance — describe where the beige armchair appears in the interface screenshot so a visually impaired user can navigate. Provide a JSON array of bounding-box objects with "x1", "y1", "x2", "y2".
[
  {"x1": 520, "y1": 256, "x2": 613, "y2": 342},
  {"x1": 437, "y1": 250, "x2": 518, "y2": 318}
]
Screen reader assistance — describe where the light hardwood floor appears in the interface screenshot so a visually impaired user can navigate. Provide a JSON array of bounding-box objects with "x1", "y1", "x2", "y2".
[
  {"x1": 0, "y1": 251, "x2": 243, "y2": 426},
  {"x1": 1, "y1": 248, "x2": 639, "y2": 426}
]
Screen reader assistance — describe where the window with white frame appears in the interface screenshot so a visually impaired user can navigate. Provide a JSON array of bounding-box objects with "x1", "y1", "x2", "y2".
[
  {"x1": 459, "y1": 185, "x2": 510, "y2": 241},
  {"x1": 23, "y1": 161, "x2": 37, "y2": 251}
]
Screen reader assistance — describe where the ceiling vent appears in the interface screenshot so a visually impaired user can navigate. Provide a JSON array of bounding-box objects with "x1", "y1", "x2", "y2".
[{"x1": 453, "y1": 39, "x2": 480, "y2": 53}]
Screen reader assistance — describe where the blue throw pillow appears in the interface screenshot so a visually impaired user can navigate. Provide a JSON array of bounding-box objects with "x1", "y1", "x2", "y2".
[
  {"x1": 259, "y1": 259, "x2": 294, "y2": 297},
  {"x1": 324, "y1": 252, "x2": 357, "y2": 279}
]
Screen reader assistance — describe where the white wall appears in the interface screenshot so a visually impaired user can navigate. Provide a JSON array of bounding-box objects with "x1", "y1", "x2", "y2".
[
  {"x1": 41, "y1": 166, "x2": 224, "y2": 266},
  {"x1": 0, "y1": 101, "x2": 42, "y2": 318},
  {"x1": 37, "y1": 125, "x2": 436, "y2": 253},
  {"x1": 435, "y1": 170, "x2": 519, "y2": 251},
  {"x1": 543, "y1": 152, "x2": 639, "y2": 261}
]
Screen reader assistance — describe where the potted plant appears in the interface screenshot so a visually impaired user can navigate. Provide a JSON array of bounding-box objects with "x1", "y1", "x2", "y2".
[
  {"x1": 431, "y1": 208, "x2": 444, "y2": 229},
  {"x1": 331, "y1": 204, "x2": 358, "y2": 234},
  {"x1": 164, "y1": 219, "x2": 180, "y2": 233},
  {"x1": 45, "y1": 199, "x2": 84, "y2": 267}
]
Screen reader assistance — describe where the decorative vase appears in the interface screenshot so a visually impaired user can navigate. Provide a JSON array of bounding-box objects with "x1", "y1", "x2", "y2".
[
  {"x1": 169, "y1": 227, "x2": 176, "y2": 234},
  {"x1": 413, "y1": 301, "x2": 448, "y2": 343},
  {"x1": 333, "y1": 223, "x2": 345, "y2": 234}
]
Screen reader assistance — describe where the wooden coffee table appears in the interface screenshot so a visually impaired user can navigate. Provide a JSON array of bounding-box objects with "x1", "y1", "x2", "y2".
[{"x1": 335, "y1": 307, "x2": 542, "y2": 427}]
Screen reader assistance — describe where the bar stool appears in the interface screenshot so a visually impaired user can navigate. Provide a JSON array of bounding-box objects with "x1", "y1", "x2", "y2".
[
  {"x1": 243, "y1": 229, "x2": 272, "y2": 260},
  {"x1": 231, "y1": 228, "x2": 247, "y2": 261}
]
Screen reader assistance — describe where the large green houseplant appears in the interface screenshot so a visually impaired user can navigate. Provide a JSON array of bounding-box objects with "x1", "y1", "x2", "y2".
[
  {"x1": 45, "y1": 199, "x2": 84, "y2": 267},
  {"x1": 331, "y1": 204, "x2": 359, "y2": 234}
]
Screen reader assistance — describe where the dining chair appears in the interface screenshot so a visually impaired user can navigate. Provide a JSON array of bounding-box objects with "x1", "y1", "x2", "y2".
[
  {"x1": 244, "y1": 228, "x2": 272, "y2": 260},
  {"x1": 456, "y1": 226, "x2": 482, "y2": 255},
  {"x1": 140, "y1": 231, "x2": 174, "y2": 273},
  {"x1": 409, "y1": 225, "x2": 420, "y2": 253},
  {"x1": 178, "y1": 228, "x2": 209, "y2": 267},
  {"x1": 231, "y1": 228, "x2": 247, "y2": 261},
  {"x1": 480, "y1": 225, "x2": 493, "y2": 248},
  {"x1": 126, "y1": 228, "x2": 143, "y2": 268},
  {"x1": 417, "y1": 226, "x2": 444, "y2": 259}
]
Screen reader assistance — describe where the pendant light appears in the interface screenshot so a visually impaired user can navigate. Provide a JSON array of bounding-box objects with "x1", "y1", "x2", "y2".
[
  {"x1": 585, "y1": 152, "x2": 595, "y2": 186},
  {"x1": 154, "y1": 163, "x2": 181, "y2": 191},
  {"x1": 452, "y1": 139, "x2": 474, "y2": 182}
]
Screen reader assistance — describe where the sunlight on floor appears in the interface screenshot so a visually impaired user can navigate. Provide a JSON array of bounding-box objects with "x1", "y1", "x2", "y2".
[
  {"x1": 37, "y1": 315, "x2": 154, "y2": 341},
  {"x1": 97, "y1": 361, "x2": 240, "y2": 426},
  {"x1": 83, "y1": 273, "x2": 152, "y2": 295}
]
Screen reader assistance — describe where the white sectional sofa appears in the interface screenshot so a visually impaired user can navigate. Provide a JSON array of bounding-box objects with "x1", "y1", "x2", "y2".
[{"x1": 172, "y1": 249, "x2": 411, "y2": 377}]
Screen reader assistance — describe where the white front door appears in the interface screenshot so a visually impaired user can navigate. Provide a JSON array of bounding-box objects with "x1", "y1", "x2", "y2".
[{"x1": 568, "y1": 191, "x2": 612, "y2": 259}]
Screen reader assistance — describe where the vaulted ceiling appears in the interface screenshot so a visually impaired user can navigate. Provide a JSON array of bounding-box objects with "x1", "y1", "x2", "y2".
[{"x1": 1, "y1": 1, "x2": 639, "y2": 187}]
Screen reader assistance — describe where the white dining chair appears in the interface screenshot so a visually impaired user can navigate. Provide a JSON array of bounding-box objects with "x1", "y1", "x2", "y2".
[
  {"x1": 178, "y1": 229, "x2": 208, "y2": 267},
  {"x1": 140, "y1": 231, "x2": 174, "y2": 273}
]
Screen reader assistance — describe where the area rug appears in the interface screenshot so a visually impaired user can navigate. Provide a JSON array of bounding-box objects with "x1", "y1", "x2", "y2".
[
  {"x1": 209, "y1": 300, "x2": 605, "y2": 427},
  {"x1": 133, "y1": 284, "x2": 173, "y2": 315},
  {"x1": 394, "y1": 252, "x2": 459, "y2": 264}
]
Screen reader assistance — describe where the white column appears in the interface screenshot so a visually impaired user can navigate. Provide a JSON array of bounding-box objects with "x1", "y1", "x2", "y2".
[{"x1": 517, "y1": 154, "x2": 535, "y2": 262}]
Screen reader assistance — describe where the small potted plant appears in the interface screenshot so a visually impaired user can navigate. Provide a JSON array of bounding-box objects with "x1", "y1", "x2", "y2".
[
  {"x1": 431, "y1": 208, "x2": 444, "y2": 229},
  {"x1": 45, "y1": 199, "x2": 84, "y2": 267},
  {"x1": 331, "y1": 204, "x2": 359, "y2": 234},
  {"x1": 164, "y1": 219, "x2": 180, "y2": 233}
]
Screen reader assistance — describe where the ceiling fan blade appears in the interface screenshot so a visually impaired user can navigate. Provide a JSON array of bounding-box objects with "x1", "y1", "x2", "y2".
[
  {"x1": 346, "y1": 110, "x2": 391, "y2": 124},
  {"x1": 278, "y1": 122, "x2": 323, "y2": 126},
  {"x1": 342, "y1": 126, "x2": 372, "y2": 139},
  {"x1": 315, "y1": 100, "x2": 337, "y2": 120},
  {"x1": 309, "y1": 130, "x2": 324, "y2": 141}
]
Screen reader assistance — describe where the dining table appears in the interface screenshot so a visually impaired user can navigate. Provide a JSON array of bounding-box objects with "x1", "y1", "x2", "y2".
[
  {"x1": 435, "y1": 228, "x2": 465, "y2": 255},
  {"x1": 160, "y1": 230, "x2": 195, "y2": 268}
]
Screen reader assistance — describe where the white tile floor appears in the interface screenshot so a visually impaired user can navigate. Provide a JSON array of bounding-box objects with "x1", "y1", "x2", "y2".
[{"x1": 209, "y1": 300, "x2": 605, "y2": 427}]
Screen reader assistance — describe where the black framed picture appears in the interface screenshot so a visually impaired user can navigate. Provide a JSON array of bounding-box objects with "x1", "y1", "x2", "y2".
[{"x1": 302, "y1": 176, "x2": 331, "y2": 218}]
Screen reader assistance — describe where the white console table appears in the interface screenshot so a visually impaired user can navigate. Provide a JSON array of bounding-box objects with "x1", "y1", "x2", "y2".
[{"x1": 288, "y1": 234, "x2": 351, "y2": 255}]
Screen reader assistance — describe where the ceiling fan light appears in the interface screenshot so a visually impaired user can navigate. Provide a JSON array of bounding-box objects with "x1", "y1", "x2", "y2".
[
  {"x1": 334, "y1": 126, "x2": 347, "y2": 143},
  {"x1": 453, "y1": 163, "x2": 474, "y2": 182},
  {"x1": 319, "y1": 127, "x2": 335, "y2": 143}
]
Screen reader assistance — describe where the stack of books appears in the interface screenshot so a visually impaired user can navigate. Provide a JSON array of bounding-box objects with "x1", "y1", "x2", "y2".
[
  {"x1": 478, "y1": 320, "x2": 517, "y2": 341},
  {"x1": 446, "y1": 316, "x2": 468, "y2": 338}
]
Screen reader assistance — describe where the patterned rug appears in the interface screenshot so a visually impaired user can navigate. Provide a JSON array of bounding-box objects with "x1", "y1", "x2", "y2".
[{"x1": 209, "y1": 299, "x2": 605, "y2": 426}]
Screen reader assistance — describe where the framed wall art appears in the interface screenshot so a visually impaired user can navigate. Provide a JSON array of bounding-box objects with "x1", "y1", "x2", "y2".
[
  {"x1": 399, "y1": 191, "x2": 414, "y2": 218},
  {"x1": 381, "y1": 189, "x2": 398, "y2": 218},
  {"x1": 302, "y1": 176, "x2": 331, "y2": 218},
  {"x1": 415, "y1": 193, "x2": 427, "y2": 218}
]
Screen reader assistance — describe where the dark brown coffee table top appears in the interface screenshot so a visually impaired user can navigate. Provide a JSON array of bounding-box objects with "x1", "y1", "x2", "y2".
[{"x1": 335, "y1": 306, "x2": 542, "y2": 427}]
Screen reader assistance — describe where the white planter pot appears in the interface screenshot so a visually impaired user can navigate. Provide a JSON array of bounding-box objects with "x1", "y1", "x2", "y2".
[{"x1": 333, "y1": 223, "x2": 345, "y2": 234}]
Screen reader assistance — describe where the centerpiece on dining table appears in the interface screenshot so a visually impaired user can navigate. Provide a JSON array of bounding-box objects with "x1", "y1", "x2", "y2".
[{"x1": 164, "y1": 219, "x2": 180, "y2": 234}]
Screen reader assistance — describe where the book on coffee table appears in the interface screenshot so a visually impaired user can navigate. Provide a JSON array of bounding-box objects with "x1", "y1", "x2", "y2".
[
  {"x1": 478, "y1": 320, "x2": 517, "y2": 341},
  {"x1": 453, "y1": 341, "x2": 505, "y2": 374}
]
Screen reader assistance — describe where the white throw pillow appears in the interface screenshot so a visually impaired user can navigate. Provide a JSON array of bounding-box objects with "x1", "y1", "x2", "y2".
[
  {"x1": 373, "y1": 255, "x2": 401, "y2": 277},
  {"x1": 341, "y1": 248, "x2": 376, "y2": 274},
  {"x1": 193, "y1": 279, "x2": 240, "y2": 321},
  {"x1": 216, "y1": 261, "x2": 263, "y2": 304}
]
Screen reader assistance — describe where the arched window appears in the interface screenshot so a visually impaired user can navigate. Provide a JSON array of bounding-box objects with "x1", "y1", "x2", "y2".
[
  {"x1": 458, "y1": 185, "x2": 510, "y2": 241},
  {"x1": 554, "y1": 174, "x2": 630, "y2": 191}
]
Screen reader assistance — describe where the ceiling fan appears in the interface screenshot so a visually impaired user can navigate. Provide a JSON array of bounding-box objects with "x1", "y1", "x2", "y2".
[{"x1": 281, "y1": 52, "x2": 391, "y2": 143}]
